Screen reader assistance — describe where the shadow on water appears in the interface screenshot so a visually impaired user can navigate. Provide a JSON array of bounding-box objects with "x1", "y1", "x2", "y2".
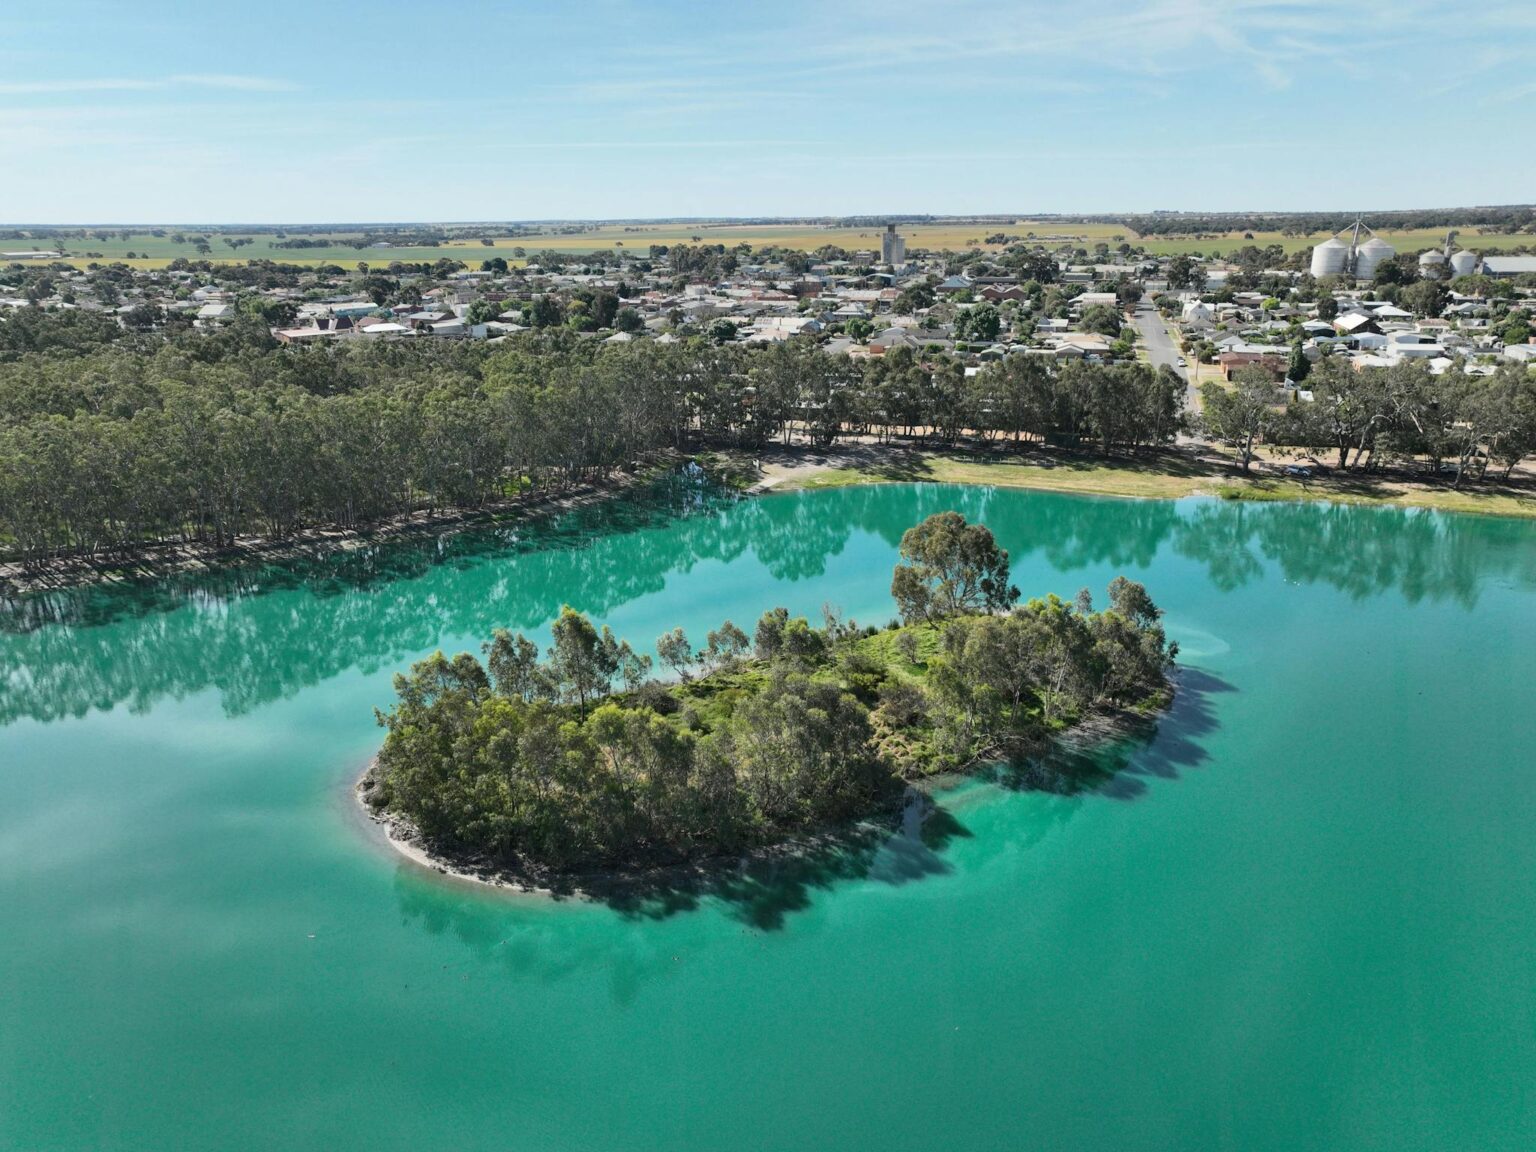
[
  {"x1": 393, "y1": 798, "x2": 976, "y2": 954},
  {"x1": 392, "y1": 670, "x2": 1232, "y2": 950},
  {"x1": 588, "y1": 798, "x2": 974, "y2": 933},
  {"x1": 994, "y1": 667, "x2": 1233, "y2": 802}
]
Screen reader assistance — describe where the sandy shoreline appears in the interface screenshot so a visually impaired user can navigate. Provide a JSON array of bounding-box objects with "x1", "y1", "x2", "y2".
[
  {"x1": 352, "y1": 757, "x2": 946, "y2": 904},
  {"x1": 353, "y1": 761, "x2": 560, "y2": 897}
]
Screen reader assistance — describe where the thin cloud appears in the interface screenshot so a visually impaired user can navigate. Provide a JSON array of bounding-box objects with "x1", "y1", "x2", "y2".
[
  {"x1": 0, "y1": 74, "x2": 298, "y2": 95},
  {"x1": 492, "y1": 138, "x2": 806, "y2": 151}
]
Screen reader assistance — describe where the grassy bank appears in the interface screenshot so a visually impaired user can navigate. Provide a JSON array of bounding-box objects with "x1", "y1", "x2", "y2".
[{"x1": 762, "y1": 445, "x2": 1536, "y2": 519}]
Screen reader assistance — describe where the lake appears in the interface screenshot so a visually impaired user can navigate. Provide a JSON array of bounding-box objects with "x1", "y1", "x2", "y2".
[{"x1": 3, "y1": 479, "x2": 1536, "y2": 1151}]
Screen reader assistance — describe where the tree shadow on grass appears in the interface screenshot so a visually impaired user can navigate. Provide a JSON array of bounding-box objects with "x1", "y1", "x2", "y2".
[
  {"x1": 854, "y1": 451, "x2": 936, "y2": 484},
  {"x1": 1045, "y1": 447, "x2": 1224, "y2": 481},
  {"x1": 938, "y1": 443, "x2": 1226, "y2": 481}
]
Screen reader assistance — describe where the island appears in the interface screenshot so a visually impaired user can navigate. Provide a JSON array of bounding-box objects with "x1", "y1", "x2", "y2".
[{"x1": 360, "y1": 513, "x2": 1177, "y2": 883}]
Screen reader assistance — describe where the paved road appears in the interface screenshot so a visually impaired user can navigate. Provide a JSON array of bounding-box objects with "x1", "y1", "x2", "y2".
[{"x1": 1132, "y1": 301, "x2": 1197, "y2": 413}]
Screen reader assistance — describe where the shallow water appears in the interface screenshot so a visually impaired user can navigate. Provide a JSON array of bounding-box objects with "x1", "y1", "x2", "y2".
[{"x1": 4, "y1": 480, "x2": 1536, "y2": 1151}]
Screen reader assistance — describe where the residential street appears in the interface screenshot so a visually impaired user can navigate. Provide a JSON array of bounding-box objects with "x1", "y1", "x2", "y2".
[{"x1": 1133, "y1": 300, "x2": 1196, "y2": 413}]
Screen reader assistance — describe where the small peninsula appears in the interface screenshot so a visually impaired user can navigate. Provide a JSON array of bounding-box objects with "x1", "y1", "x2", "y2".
[{"x1": 361, "y1": 512, "x2": 1177, "y2": 882}]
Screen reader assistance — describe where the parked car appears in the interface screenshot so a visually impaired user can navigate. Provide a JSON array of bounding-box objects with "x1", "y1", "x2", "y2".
[
  {"x1": 1175, "y1": 357, "x2": 1187, "y2": 367},
  {"x1": 1282, "y1": 465, "x2": 1312, "y2": 479}
]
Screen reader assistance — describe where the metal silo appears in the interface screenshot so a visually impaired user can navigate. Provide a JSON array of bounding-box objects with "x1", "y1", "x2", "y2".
[
  {"x1": 1450, "y1": 250, "x2": 1480, "y2": 277},
  {"x1": 1310, "y1": 236, "x2": 1349, "y2": 277},
  {"x1": 1353, "y1": 237, "x2": 1395, "y2": 281},
  {"x1": 1417, "y1": 249, "x2": 1446, "y2": 279}
]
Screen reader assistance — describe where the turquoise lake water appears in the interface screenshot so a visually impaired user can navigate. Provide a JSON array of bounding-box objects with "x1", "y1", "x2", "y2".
[{"x1": 3, "y1": 481, "x2": 1535, "y2": 1151}]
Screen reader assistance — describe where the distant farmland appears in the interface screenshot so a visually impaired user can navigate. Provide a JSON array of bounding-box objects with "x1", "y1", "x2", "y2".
[{"x1": 11, "y1": 219, "x2": 1531, "y2": 269}]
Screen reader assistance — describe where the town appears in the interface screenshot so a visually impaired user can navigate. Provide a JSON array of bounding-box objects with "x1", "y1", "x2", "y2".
[{"x1": 5, "y1": 216, "x2": 1533, "y2": 376}]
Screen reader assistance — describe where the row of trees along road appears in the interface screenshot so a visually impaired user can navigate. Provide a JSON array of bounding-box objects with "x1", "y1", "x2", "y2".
[
  {"x1": 1201, "y1": 357, "x2": 1536, "y2": 483},
  {"x1": 0, "y1": 319, "x2": 1182, "y2": 563}
]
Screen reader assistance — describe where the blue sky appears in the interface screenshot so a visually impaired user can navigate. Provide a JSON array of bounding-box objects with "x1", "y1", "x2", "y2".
[{"x1": 3, "y1": 0, "x2": 1533, "y2": 223}]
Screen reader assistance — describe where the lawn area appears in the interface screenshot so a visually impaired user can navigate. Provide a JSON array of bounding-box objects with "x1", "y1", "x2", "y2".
[
  {"x1": 790, "y1": 450, "x2": 1214, "y2": 500},
  {"x1": 771, "y1": 445, "x2": 1536, "y2": 519}
]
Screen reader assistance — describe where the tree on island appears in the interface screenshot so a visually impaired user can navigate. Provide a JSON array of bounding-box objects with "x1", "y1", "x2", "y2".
[
  {"x1": 365, "y1": 513, "x2": 1176, "y2": 876},
  {"x1": 548, "y1": 605, "x2": 632, "y2": 715},
  {"x1": 656, "y1": 627, "x2": 695, "y2": 680},
  {"x1": 891, "y1": 511, "x2": 1020, "y2": 623}
]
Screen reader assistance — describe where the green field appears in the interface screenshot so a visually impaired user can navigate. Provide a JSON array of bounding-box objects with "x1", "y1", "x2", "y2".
[{"x1": 8, "y1": 220, "x2": 1530, "y2": 270}]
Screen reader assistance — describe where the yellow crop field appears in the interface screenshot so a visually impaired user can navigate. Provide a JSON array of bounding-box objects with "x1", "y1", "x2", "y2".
[{"x1": 15, "y1": 219, "x2": 1530, "y2": 271}]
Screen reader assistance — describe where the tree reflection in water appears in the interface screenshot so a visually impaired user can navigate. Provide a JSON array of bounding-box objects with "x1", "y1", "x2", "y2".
[{"x1": 2, "y1": 476, "x2": 1534, "y2": 728}]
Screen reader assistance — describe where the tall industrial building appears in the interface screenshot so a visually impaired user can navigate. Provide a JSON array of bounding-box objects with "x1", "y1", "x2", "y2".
[{"x1": 881, "y1": 224, "x2": 906, "y2": 265}]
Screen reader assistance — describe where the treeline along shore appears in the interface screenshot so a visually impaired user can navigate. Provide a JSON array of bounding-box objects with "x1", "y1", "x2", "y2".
[
  {"x1": 5, "y1": 311, "x2": 1535, "y2": 578},
  {"x1": 0, "y1": 315, "x2": 1181, "y2": 568},
  {"x1": 361, "y1": 514, "x2": 1177, "y2": 883}
]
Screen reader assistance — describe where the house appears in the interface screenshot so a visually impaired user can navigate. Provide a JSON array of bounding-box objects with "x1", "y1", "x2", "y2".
[
  {"x1": 869, "y1": 327, "x2": 920, "y2": 351},
  {"x1": 749, "y1": 316, "x2": 822, "y2": 340},
  {"x1": 1384, "y1": 337, "x2": 1447, "y2": 360},
  {"x1": 1072, "y1": 292, "x2": 1119, "y2": 311},
  {"x1": 274, "y1": 326, "x2": 343, "y2": 344},
  {"x1": 328, "y1": 301, "x2": 379, "y2": 319},
  {"x1": 1334, "y1": 313, "x2": 1381, "y2": 336},
  {"x1": 1216, "y1": 349, "x2": 1288, "y2": 379},
  {"x1": 1181, "y1": 300, "x2": 1214, "y2": 326},
  {"x1": 356, "y1": 321, "x2": 413, "y2": 338},
  {"x1": 1053, "y1": 334, "x2": 1113, "y2": 358}
]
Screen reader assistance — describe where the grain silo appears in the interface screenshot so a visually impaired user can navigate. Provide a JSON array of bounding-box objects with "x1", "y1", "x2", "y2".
[
  {"x1": 1353, "y1": 236, "x2": 1395, "y2": 281},
  {"x1": 1417, "y1": 249, "x2": 1447, "y2": 279},
  {"x1": 1310, "y1": 235, "x2": 1349, "y2": 277},
  {"x1": 1450, "y1": 249, "x2": 1481, "y2": 277}
]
